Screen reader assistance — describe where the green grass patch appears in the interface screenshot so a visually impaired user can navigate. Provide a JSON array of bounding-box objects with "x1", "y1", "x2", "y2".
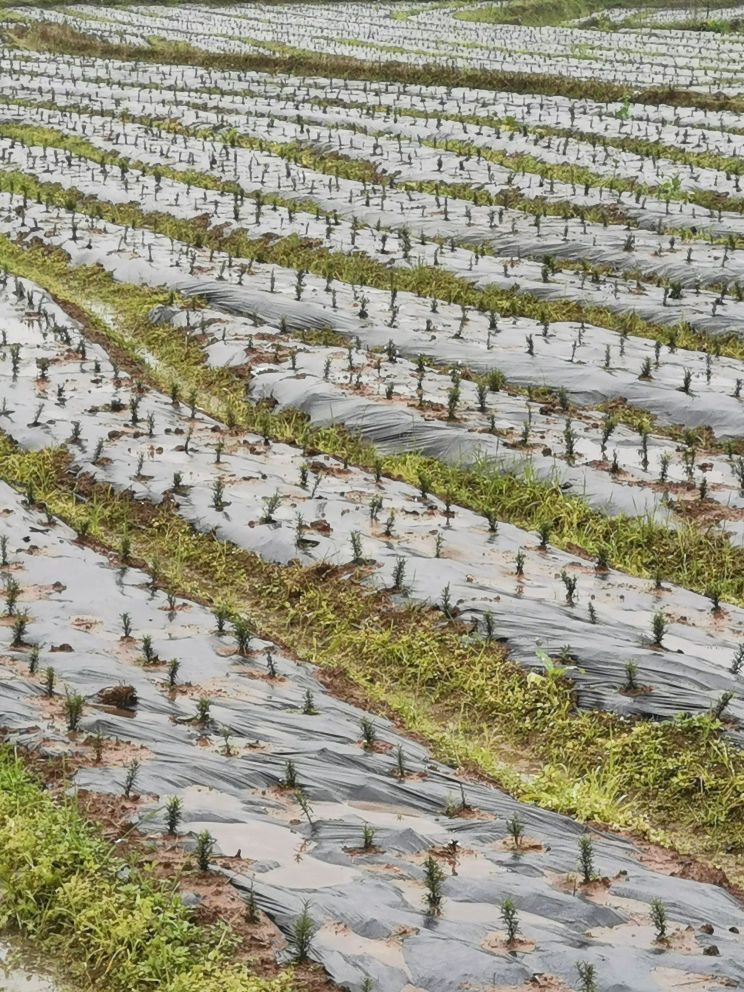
[{"x1": 0, "y1": 746, "x2": 291, "y2": 992}]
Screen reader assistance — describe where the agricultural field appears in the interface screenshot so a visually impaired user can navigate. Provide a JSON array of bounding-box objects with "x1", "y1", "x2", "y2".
[{"x1": 0, "y1": 2, "x2": 744, "y2": 992}]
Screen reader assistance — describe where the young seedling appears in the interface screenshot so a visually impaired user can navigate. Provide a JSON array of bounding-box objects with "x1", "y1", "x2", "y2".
[
  {"x1": 422, "y1": 855, "x2": 445, "y2": 915},
  {"x1": 166, "y1": 658, "x2": 180, "y2": 688},
  {"x1": 537, "y1": 521, "x2": 551, "y2": 550},
  {"x1": 43, "y1": 666, "x2": 55, "y2": 697},
  {"x1": 650, "y1": 897, "x2": 668, "y2": 941},
  {"x1": 195, "y1": 697, "x2": 211, "y2": 725},
  {"x1": 63, "y1": 689, "x2": 85, "y2": 731},
  {"x1": 4, "y1": 577, "x2": 20, "y2": 616},
  {"x1": 361, "y1": 824, "x2": 377, "y2": 851},
  {"x1": 123, "y1": 758, "x2": 140, "y2": 799},
  {"x1": 233, "y1": 616, "x2": 252, "y2": 655},
  {"x1": 360, "y1": 717, "x2": 376, "y2": 750},
  {"x1": 11, "y1": 612, "x2": 28, "y2": 647},
  {"x1": 560, "y1": 570, "x2": 578, "y2": 606},
  {"x1": 289, "y1": 901, "x2": 315, "y2": 962},
  {"x1": 27, "y1": 644, "x2": 40, "y2": 674},
  {"x1": 731, "y1": 644, "x2": 744, "y2": 677},
  {"x1": 302, "y1": 688, "x2": 317, "y2": 715},
  {"x1": 395, "y1": 746, "x2": 407, "y2": 780},
  {"x1": 220, "y1": 726, "x2": 235, "y2": 757},
  {"x1": 194, "y1": 830, "x2": 214, "y2": 872},
  {"x1": 141, "y1": 634, "x2": 157, "y2": 664},
  {"x1": 501, "y1": 897, "x2": 520, "y2": 945},
  {"x1": 506, "y1": 813, "x2": 524, "y2": 850},
  {"x1": 165, "y1": 795, "x2": 183, "y2": 835},
  {"x1": 91, "y1": 729, "x2": 104, "y2": 764},
  {"x1": 651, "y1": 610, "x2": 667, "y2": 647},
  {"x1": 515, "y1": 550, "x2": 525, "y2": 576},
  {"x1": 712, "y1": 691, "x2": 734, "y2": 721},
  {"x1": 265, "y1": 649, "x2": 277, "y2": 679},
  {"x1": 245, "y1": 879, "x2": 258, "y2": 923},
  {"x1": 577, "y1": 834, "x2": 596, "y2": 884},
  {"x1": 623, "y1": 660, "x2": 639, "y2": 692},
  {"x1": 391, "y1": 556, "x2": 407, "y2": 593},
  {"x1": 576, "y1": 961, "x2": 598, "y2": 992},
  {"x1": 283, "y1": 760, "x2": 298, "y2": 789}
]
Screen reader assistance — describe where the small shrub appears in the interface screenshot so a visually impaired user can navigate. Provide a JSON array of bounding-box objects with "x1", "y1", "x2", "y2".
[
  {"x1": 194, "y1": 830, "x2": 214, "y2": 872},
  {"x1": 506, "y1": 813, "x2": 524, "y2": 849},
  {"x1": 422, "y1": 855, "x2": 445, "y2": 915},
  {"x1": 289, "y1": 901, "x2": 315, "y2": 962},
  {"x1": 63, "y1": 689, "x2": 85, "y2": 731},
  {"x1": 165, "y1": 795, "x2": 183, "y2": 834},
  {"x1": 650, "y1": 897, "x2": 667, "y2": 940},
  {"x1": 501, "y1": 897, "x2": 520, "y2": 944},
  {"x1": 577, "y1": 834, "x2": 596, "y2": 883}
]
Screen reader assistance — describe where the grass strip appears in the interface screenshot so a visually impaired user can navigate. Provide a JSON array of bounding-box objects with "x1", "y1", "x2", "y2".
[{"x1": 0, "y1": 747, "x2": 292, "y2": 992}]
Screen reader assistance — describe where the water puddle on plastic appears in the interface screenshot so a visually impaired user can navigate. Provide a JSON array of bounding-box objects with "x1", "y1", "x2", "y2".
[{"x1": 0, "y1": 936, "x2": 67, "y2": 992}]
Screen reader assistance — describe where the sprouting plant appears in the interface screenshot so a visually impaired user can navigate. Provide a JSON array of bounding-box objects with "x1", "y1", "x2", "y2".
[
  {"x1": 391, "y1": 556, "x2": 407, "y2": 593},
  {"x1": 395, "y1": 746, "x2": 407, "y2": 779},
  {"x1": 623, "y1": 660, "x2": 639, "y2": 692},
  {"x1": 283, "y1": 760, "x2": 298, "y2": 789},
  {"x1": 289, "y1": 901, "x2": 315, "y2": 962},
  {"x1": 422, "y1": 855, "x2": 445, "y2": 915},
  {"x1": 165, "y1": 795, "x2": 183, "y2": 834},
  {"x1": 577, "y1": 834, "x2": 596, "y2": 883},
  {"x1": 166, "y1": 658, "x2": 180, "y2": 688},
  {"x1": 195, "y1": 697, "x2": 211, "y2": 725},
  {"x1": 362, "y1": 824, "x2": 376, "y2": 851},
  {"x1": 560, "y1": 570, "x2": 578, "y2": 606},
  {"x1": 44, "y1": 665, "x2": 55, "y2": 697},
  {"x1": 731, "y1": 644, "x2": 744, "y2": 676},
  {"x1": 440, "y1": 582, "x2": 453, "y2": 618},
  {"x1": 211, "y1": 477, "x2": 226, "y2": 511},
  {"x1": 302, "y1": 688, "x2": 317, "y2": 715},
  {"x1": 4, "y1": 577, "x2": 20, "y2": 615},
  {"x1": 220, "y1": 726, "x2": 235, "y2": 756},
  {"x1": 576, "y1": 961, "x2": 598, "y2": 992},
  {"x1": 120, "y1": 612, "x2": 132, "y2": 638},
  {"x1": 195, "y1": 830, "x2": 214, "y2": 872},
  {"x1": 506, "y1": 813, "x2": 524, "y2": 849},
  {"x1": 651, "y1": 610, "x2": 667, "y2": 647},
  {"x1": 350, "y1": 530, "x2": 364, "y2": 565},
  {"x1": 28, "y1": 644, "x2": 39, "y2": 674},
  {"x1": 63, "y1": 688, "x2": 85, "y2": 731},
  {"x1": 91, "y1": 729, "x2": 104, "y2": 764},
  {"x1": 123, "y1": 758, "x2": 140, "y2": 799},
  {"x1": 245, "y1": 879, "x2": 258, "y2": 923},
  {"x1": 537, "y1": 521, "x2": 550, "y2": 550},
  {"x1": 360, "y1": 717, "x2": 376, "y2": 750},
  {"x1": 141, "y1": 634, "x2": 157, "y2": 664},
  {"x1": 119, "y1": 528, "x2": 131, "y2": 563},
  {"x1": 707, "y1": 585, "x2": 722, "y2": 613},
  {"x1": 680, "y1": 368, "x2": 693, "y2": 394},
  {"x1": 501, "y1": 897, "x2": 520, "y2": 944},
  {"x1": 712, "y1": 691, "x2": 734, "y2": 720},
  {"x1": 650, "y1": 897, "x2": 667, "y2": 941},
  {"x1": 261, "y1": 490, "x2": 282, "y2": 524},
  {"x1": 266, "y1": 649, "x2": 277, "y2": 678},
  {"x1": 515, "y1": 550, "x2": 525, "y2": 576},
  {"x1": 233, "y1": 616, "x2": 252, "y2": 655},
  {"x1": 11, "y1": 612, "x2": 28, "y2": 647},
  {"x1": 0, "y1": 535, "x2": 8, "y2": 567}
]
